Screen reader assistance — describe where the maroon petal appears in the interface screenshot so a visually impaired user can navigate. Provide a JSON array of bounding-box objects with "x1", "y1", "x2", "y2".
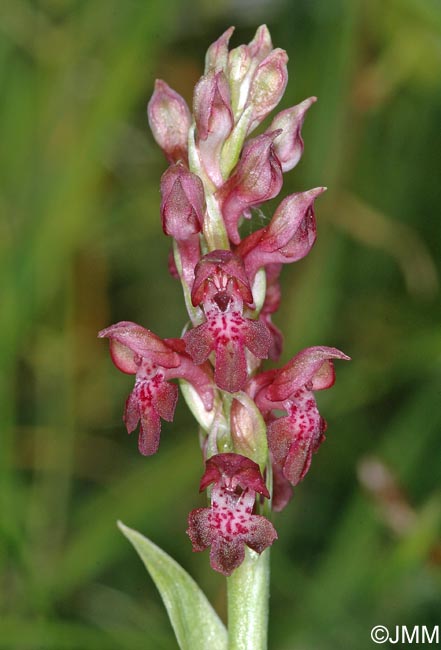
[
  {"x1": 267, "y1": 417, "x2": 293, "y2": 467},
  {"x1": 187, "y1": 508, "x2": 213, "y2": 551},
  {"x1": 210, "y1": 537, "x2": 245, "y2": 576},
  {"x1": 271, "y1": 464, "x2": 293, "y2": 512},
  {"x1": 123, "y1": 389, "x2": 140, "y2": 434},
  {"x1": 215, "y1": 338, "x2": 247, "y2": 393},
  {"x1": 245, "y1": 515, "x2": 278, "y2": 553},
  {"x1": 138, "y1": 406, "x2": 162, "y2": 456},
  {"x1": 191, "y1": 250, "x2": 254, "y2": 307},
  {"x1": 153, "y1": 381, "x2": 178, "y2": 422},
  {"x1": 199, "y1": 453, "x2": 269, "y2": 497},
  {"x1": 282, "y1": 434, "x2": 313, "y2": 486},
  {"x1": 243, "y1": 318, "x2": 272, "y2": 360},
  {"x1": 183, "y1": 322, "x2": 214, "y2": 366}
]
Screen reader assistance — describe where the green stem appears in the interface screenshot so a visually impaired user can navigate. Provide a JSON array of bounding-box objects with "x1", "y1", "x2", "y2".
[{"x1": 227, "y1": 548, "x2": 270, "y2": 650}]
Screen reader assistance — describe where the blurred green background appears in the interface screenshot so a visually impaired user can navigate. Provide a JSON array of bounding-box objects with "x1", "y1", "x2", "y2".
[{"x1": 1, "y1": 0, "x2": 441, "y2": 648}]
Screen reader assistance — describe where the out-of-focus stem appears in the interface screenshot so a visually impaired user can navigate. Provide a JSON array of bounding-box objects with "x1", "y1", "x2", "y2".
[{"x1": 227, "y1": 548, "x2": 270, "y2": 650}]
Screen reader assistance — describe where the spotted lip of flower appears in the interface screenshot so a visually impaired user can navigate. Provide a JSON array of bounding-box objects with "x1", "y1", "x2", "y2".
[
  {"x1": 98, "y1": 321, "x2": 214, "y2": 456},
  {"x1": 254, "y1": 347, "x2": 350, "y2": 498},
  {"x1": 183, "y1": 251, "x2": 272, "y2": 393},
  {"x1": 187, "y1": 453, "x2": 277, "y2": 576}
]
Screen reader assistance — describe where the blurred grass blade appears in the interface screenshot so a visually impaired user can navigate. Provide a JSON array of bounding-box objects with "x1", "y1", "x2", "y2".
[{"x1": 118, "y1": 521, "x2": 227, "y2": 650}]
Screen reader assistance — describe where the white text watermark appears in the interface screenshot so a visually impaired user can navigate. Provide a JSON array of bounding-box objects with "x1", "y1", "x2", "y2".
[{"x1": 371, "y1": 625, "x2": 440, "y2": 645}]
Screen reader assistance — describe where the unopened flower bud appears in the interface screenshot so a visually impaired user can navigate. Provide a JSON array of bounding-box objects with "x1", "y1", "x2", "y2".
[
  {"x1": 219, "y1": 132, "x2": 283, "y2": 244},
  {"x1": 268, "y1": 97, "x2": 317, "y2": 172},
  {"x1": 246, "y1": 49, "x2": 288, "y2": 134},
  {"x1": 205, "y1": 26, "x2": 234, "y2": 73},
  {"x1": 160, "y1": 163, "x2": 205, "y2": 239},
  {"x1": 227, "y1": 25, "x2": 273, "y2": 118},
  {"x1": 193, "y1": 71, "x2": 234, "y2": 186},
  {"x1": 147, "y1": 80, "x2": 191, "y2": 163},
  {"x1": 230, "y1": 393, "x2": 268, "y2": 470},
  {"x1": 228, "y1": 45, "x2": 253, "y2": 116},
  {"x1": 247, "y1": 24, "x2": 273, "y2": 60}
]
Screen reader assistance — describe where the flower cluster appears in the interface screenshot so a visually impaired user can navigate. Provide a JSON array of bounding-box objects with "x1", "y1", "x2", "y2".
[{"x1": 99, "y1": 26, "x2": 349, "y2": 576}]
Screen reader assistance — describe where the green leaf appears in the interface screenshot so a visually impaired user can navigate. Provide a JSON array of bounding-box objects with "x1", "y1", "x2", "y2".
[{"x1": 118, "y1": 521, "x2": 227, "y2": 650}]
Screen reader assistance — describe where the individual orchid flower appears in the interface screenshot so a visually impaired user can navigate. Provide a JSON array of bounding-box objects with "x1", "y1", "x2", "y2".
[
  {"x1": 147, "y1": 80, "x2": 191, "y2": 164},
  {"x1": 193, "y1": 71, "x2": 234, "y2": 187},
  {"x1": 187, "y1": 453, "x2": 277, "y2": 575},
  {"x1": 237, "y1": 188, "x2": 325, "y2": 281},
  {"x1": 218, "y1": 132, "x2": 283, "y2": 244},
  {"x1": 183, "y1": 250, "x2": 271, "y2": 393},
  {"x1": 254, "y1": 347, "x2": 350, "y2": 496},
  {"x1": 160, "y1": 163, "x2": 205, "y2": 287},
  {"x1": 267, "y1": 96, "x2": 317, "y2": 172},
  {"x1": 244, "y1": 48, "x2": 289, "y2": 134},
  {"x1": 227, "y1": 25, "x2": 277, "y2": 120},
  {"x1": 98, "y1": 322, "x2": 214, "y2": 456},
  {"x1": 160, "y1": 163, "x2": 205, "y2": 239}
]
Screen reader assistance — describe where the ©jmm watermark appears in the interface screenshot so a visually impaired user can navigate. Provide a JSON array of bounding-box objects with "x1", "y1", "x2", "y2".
[{"x1": 371, "y1": 625, "x2": 440, "y2": 645}]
